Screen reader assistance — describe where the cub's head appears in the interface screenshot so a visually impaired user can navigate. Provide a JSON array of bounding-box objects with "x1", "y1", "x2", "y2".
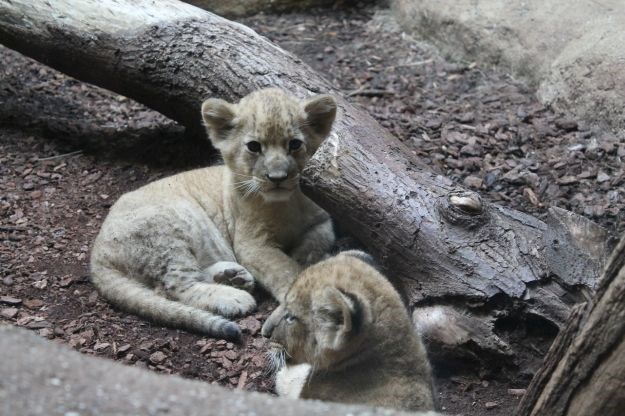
[
  {"x1": 201, "y1": 88, "x2": 337, "y2": 202},
  {"x1": 262, "y1": 251, "x2": 399, "y2": 371}
]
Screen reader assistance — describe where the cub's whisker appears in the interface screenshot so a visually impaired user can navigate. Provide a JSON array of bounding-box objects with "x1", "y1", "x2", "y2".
[
  {"x1": 231, "y1": 172, "x2": 254, "y2": 178},
  {"x1": 264, "y1": 348, "x2": 287, "y2": 376}
]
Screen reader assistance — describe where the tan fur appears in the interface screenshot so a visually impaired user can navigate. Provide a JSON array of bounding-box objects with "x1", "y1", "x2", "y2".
[
  {"x1": 261, "y1": 251, "x2": 436, "y2": 412},
  {"x1": 90, "y1": 88, "x2": 336, "y2": 340}
]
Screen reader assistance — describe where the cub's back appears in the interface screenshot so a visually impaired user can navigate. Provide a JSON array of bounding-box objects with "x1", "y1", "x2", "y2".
[{"x1": 113, "y1": 165, "x2": 226, "y2": 211}]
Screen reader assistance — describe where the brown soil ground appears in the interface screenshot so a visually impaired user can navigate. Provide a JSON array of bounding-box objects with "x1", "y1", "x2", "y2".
[{"x1": 1, "y1": 5, "x2": 623, "y2": 416}]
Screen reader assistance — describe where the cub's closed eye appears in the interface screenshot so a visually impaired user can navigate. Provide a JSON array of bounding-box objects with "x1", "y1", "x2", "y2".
[
  {"x1": 289, "y1": 139, "x2": 303, "y2": 151},
  {"x1": 246, "y1": 141, "x2": 261, "y2": 153}
]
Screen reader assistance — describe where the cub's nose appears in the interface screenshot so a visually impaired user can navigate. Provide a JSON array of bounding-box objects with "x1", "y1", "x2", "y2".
[
  {"x1": 261, "y1": 317, "x2": 276, "y2": 338},
  {"x1": 266, "y1": 172, "x2": 288, "y2": 184}
]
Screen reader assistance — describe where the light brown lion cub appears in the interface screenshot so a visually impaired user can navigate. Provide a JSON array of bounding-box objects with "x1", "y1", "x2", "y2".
[
  {"x1": 262, "y1": 251, "x2": 436, "y2": 412},
  {"x1": 90, "y1": 88, "x2": 336, "y2": 340}
]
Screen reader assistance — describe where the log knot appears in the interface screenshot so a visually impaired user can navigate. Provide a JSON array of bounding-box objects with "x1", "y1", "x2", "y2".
[{"x1": 439, "y1": 190, "x2": 488, "y2": 228}]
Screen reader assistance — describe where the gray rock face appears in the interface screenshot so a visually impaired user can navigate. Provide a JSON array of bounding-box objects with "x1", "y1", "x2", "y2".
[
  {"x1": 391, "y1": 0, "x2": 625, "y2": 131},
  {"x1": 0, "y1": 325, "x2": 434, "y2": 416}
]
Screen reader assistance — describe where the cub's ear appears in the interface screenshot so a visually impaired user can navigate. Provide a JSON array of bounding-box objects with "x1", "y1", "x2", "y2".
[
  {"x1": 339, "y1": 250, "x2": 379, "y2": 270},
  {"x1": 201, "y1": 98, "x2": 236, "y2": 148},
  {"x1": 302, "y1": 94, "x2": 337, "y2": 150},
  {"x1": 312, "y1": 286, "x2": 361, "y2": 351}
]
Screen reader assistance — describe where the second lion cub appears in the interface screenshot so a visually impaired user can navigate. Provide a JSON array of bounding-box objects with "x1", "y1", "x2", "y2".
[
  {"x1": 90, "y1": 88, "x2": 336, "y2": 340},
  {"x1": 262, "y1": 251, "x2": 436, "y2": 412}
]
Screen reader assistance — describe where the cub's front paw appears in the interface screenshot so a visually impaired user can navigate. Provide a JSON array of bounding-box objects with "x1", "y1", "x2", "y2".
[
  {"x1": 208, "y1": 261, "x2": 255, "y2": 292},
  {"x1": 212, "y1": 287, "x2": 257, "y2": 318}
]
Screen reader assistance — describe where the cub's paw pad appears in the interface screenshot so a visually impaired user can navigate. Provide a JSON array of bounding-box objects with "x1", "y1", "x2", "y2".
[{"x1": 213, "y1": 266, "x2": 254, "y2": 291}]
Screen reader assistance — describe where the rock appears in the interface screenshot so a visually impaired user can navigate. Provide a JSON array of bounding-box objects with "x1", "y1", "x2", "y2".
[
  {"x1": 117, "y1": 344, "x2": 132, "y2": 354},
  {"x1": 485, "y1": 401, "x2": 499, "y2": 409},
  {"x1": 463, "y1": 175, "x2": 482, "y2": 189},
  {"x1": 220, "y1": 357, "x2": 233, "y2": 369},
  {"x1": 508, "y1": 388, "x2": 527, "y2": 396},
  {"x1": 459, "y1": 143, "x2": 482, "y2": 156},
  {"x1": 236, "y1": 370, "x2": 248, "y2": 389},
  {"x1": 558, "y1": 176, "x2": 578, "y2": 185},
  {"x1": 23, "y1": 299, "x2": 44, "y2": 309},
  {"x1": 87, "y1": 291, "x2": 98, "y2": 305},
  {"x1": 39, "y1": 328, "x2": 54, "y2": 339},
  {"x1": 392, "y1": 0, "x2": 625, "y2": 130},
  {"x1": 483, "y1": 171, "x2": 498, "y2": 188},
  {"x1": 138, "y1": 340, "x2": 155, "y2": 351},
  {"x1": 149, "y1": 351, "x2": 167, "y2": 364},
  {"x1": 59, "y1": 277, "x2": 74, "y2": 288},
  {"x1": 16, "y1": 315, "x2": 34, "y2": 326},
  {"x1": 2, "y1": 326, "x2": 413, "y2": 416},
  {"x1": 523, "y1": 188, "x2": 539, "y2": 206},
  {"x1": 1, "y1": 307, "x2": 19, "y2": 318},
  {"x1": 599, "y1": 140, "x2": 616, "y2": 154},
  {"x1": 596, "y1": 171, "x2": 610, "y2": 183},
  {"x1": 503, "y1": 170, "x2": 539, "y2": 187},
  {"x1": 79, "y1": 329, "x2": 95, "y2": 344},
  {"x1": 81, "y1": 171, "x2": 102, "y2": 185},
  {"x1": 93, "y1": 342, "x2": 111, "y2": 351},
  {"x1": 568, "y1": 143, "x2": 585, "y2": 152},
  {"x1": 0, "y1": 296, "x2": 22, "y2": 305},
  {"x1": 555, "y1": 118, "x2": 578, "y2": 131},
  {"x1": 239, "y1": 316, "x2": 262, "y2": 335},
  {"x1": 199, "y1": 341, "x2": 215, "y2": 355},
  {"x1": 32, "y1": 279, "x2": 47, "y2": 290},
  {"x1": 26, "y1": 320, "x2": 51, "y2": 329}
]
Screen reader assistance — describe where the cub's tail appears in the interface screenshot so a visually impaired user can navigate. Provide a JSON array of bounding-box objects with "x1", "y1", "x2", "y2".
[{"x1": 90, "y1": 266, "x2": 241, "y2": 341}]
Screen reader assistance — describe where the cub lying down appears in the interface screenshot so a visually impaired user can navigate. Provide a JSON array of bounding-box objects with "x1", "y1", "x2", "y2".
[
  {"x1": 262, "y1": 251, "x2": 436, "y2": 412},
  {"x1": 90, "y1": 88, "x2": 336, "y2": 340}
]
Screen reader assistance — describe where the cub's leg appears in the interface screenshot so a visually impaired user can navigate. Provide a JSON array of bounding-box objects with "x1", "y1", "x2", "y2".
[
  {"x1": 276, "y1": 364, "x2": 311, "y2": 399},
  {"x1": 235, "y1": 238, "x2": 302, "y2": 301},
  {"x1": 173, "y1": 281, "x2": 256, "y2": 318},
  {"x1": 164, "y1": 259, "x2": 256, "y2": 318},
  {"x1": 97, "y1": 201, "x2": 256, "y2": 319},
  {"x1": 290, "y1": 219, "x2": 335, "y2": 266},
  {"x1": 235, "y1": 219, "x2": 334, "y2": 300}
]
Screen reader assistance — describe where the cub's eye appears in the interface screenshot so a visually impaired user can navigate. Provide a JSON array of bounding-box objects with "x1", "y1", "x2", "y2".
[
  {"x1": 285, "y1": 313, "x2": 297, "y2": 324},
  {"x1": 246, "y1": 141, "x2": 261, "y2": 153},
  {"x1": 288, "y1": 139, "x2": 303, "y2": 151}
]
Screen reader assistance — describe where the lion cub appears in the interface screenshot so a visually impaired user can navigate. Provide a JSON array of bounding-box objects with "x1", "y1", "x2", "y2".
[
  {"x1": 261, "y1": 251, "x2": 436, "y2": 412},
  {"x1": 90, "y1": 88, "x2": 336, "y2": 340}
]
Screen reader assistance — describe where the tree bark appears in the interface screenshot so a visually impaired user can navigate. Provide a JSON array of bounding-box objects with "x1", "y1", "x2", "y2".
[
  {"x1": 183, "y1": 0, "x2": 339, "y2": 18},
  {"x1": 0, "y1": 0, "x2": 612, "y2": 370},
  {"x1": 517, "y1": 235, "x2": 625, "y2": 416}
]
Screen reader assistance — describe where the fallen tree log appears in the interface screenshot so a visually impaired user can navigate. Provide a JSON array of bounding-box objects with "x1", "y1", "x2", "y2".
[
  {"x1": 516, "y1": 234, "x2": 625, "y2": 416},
  {"x1": 183, "y1": 0, "x2": 341, "y2": 18},
  {"x1": 0, "y1": 0, "x2": 612, "y2": 371}
]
